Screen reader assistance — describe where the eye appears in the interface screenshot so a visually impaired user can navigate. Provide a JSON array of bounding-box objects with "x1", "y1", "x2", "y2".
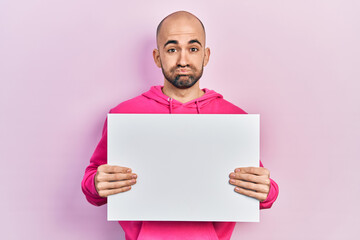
[
  {"x1": 167, "y1": 48, "x2": 176, "y2": 53},
  {"x1": 190, "y1": 47, "x2": 198, "y2": 52}
]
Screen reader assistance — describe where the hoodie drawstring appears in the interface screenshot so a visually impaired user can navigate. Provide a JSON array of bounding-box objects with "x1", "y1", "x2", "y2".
[
  {"x1": 168, "y1": 98, "x2": 173, "y2": 114},
  {"x1": 195, "y1": 100, "x2": 200, "y2": 114},
  {"x1": 168, "y1": 98, "x2": 201, "y2": 114},
  {"x1": 142, "y1": 86, "x2": 223, "y2": 114}
]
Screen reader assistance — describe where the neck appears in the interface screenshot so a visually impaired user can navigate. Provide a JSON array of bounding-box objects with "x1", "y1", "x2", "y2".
[{"x1": 162, "y1": 80, "x2": 205, "y2": 103}]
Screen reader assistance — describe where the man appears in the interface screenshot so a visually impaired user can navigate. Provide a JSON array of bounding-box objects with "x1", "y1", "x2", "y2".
[{"x1": 81, "y1": 11, "x2": 279, "y2": 240}]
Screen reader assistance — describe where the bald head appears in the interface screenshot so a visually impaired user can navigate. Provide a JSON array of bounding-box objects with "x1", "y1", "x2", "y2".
[
  {"x1": 156, "y1": 11, "x2": 206, "y2": 48},
  {"x1": 152, "y1": 11, "x2": 210, "y2": 90}
]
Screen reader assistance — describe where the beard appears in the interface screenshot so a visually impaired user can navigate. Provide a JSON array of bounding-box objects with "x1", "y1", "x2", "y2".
[{"x1": 161, "y1": 63, "x2": 204, "y2": 89}]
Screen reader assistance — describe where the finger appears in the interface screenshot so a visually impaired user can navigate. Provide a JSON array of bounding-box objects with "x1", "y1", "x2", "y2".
[
  {"x1": 229, "y1": 179, "x2": 269, "y2": 193},
  {"x1": 234, "y1": 167, "x2": 270, "y2": 176},
  {"x1": 96, "y1": 172, "x2": 137, "y2": 182},
  {"x1": 234, "y1": 187, "x2": 268, "y2": 202},
  {"x1": 98, "y1": 164, "x2": 132, "y2": 173},
  {"x1": 97, "y1": 178, "x2": 137, "y2": 190},
  {"x1": 98, "y1": 186, "x2": 132, "y2": 198},
  {"x1": 231, "y1": 173, "x2": 270, "y2": 185}
]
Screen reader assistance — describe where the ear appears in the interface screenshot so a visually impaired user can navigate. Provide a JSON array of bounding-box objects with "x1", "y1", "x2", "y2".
[
  {"x1": 153, "y1": 48, "x2": 161, "y2": 68},
  {"x1": 203, "y1": 47, "x2": 210, "y2": 67}
]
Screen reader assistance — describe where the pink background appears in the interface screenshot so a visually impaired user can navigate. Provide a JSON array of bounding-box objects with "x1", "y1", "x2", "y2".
[{"x1": 1, "y1": 0, "x2": 359, "y2": 239}]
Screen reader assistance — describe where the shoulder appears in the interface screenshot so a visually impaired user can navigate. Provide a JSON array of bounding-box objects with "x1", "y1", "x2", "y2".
[
  {"x1": 220, "y1": 98, "x2": 248, "y2": 114},
  {"x1": 109, "y1": 95, "x2": 149, "y2": 113},
  {"x1": 204, "y1": 97, "x2": 248, "y2": 114}
]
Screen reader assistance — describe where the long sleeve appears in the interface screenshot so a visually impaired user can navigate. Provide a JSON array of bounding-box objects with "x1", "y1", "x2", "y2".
[
  {"x1": 81, "y1": 118, "x2": 108, "y2": 206},
  {"x1": 259, "y1": 160, "x2": 279, "y2": 209}
]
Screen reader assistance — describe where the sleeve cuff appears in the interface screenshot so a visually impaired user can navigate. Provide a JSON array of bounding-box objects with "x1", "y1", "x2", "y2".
[{"x1": 260, "y1": 178, "x2": 279, "y2": 209}]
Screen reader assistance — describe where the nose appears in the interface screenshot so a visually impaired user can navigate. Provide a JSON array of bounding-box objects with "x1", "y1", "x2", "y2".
[{"x1": 177, "y1": 49, "x2": 189, "y2": 67}]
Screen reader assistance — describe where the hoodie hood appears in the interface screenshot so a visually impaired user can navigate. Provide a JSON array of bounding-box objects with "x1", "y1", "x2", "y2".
[{"x1": 142, "y1": 85, "x2": 223, "y2": 114}]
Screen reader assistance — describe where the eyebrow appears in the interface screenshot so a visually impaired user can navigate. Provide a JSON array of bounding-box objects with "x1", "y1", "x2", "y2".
[
  {"x1": 163, "y1": 39, "x2": 202, "y2": 48},
  {"x1": 188, "y1": 39, "x2": 202, "y2": 47}
]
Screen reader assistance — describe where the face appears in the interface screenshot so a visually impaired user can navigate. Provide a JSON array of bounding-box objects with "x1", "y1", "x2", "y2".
[{"x1": 153, "y1": 17, "x2": 210, "y2": 89}]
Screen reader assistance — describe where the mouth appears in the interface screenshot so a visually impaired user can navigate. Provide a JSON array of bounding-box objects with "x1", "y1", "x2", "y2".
[{"x1": 176, "y1": 68, "x2": 192, "y2": 74}]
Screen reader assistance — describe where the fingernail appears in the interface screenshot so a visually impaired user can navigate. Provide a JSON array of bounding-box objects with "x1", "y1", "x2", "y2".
[
  {"x1": 131, "y1": 179, "x2": 136, "y2": 183},
  {"x1": 230, "y1": 179, "x2": 235, "y2": 184},
  {"x1": 235, "y1": 187, "x2": 240, "y2": 191},
  {"x1": 235, "y1": 169, "x2": 240, "y2": 173},
  {"x1": 132, "y1": 174, "x2": 137, "y2": 178},
  {"x1": 127, "y1": 169, "x2": 132, "y2": 172},
  {"x1": 230, "y1": 173, "x2": 235, "y2": 178}
]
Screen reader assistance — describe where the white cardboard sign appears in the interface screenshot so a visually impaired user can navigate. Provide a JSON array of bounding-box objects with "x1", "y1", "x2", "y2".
[{"x1": 107, "y1": 114, "x2": 260, "y2": 222}]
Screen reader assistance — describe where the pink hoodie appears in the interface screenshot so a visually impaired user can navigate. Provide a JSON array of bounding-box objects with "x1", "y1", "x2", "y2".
[{"x1": 81, "y1": 85, "x2": 279, "y2": 240}]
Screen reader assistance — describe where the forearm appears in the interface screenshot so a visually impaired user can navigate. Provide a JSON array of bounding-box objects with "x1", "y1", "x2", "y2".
[{"x1": 81, "y1": 122, "x2": 108, "y2": 206}]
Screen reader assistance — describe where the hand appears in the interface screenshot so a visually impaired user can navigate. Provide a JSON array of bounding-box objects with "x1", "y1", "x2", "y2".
[
  {"x1": 95, "y1": 164, "x2": 137, "y2": 197},
  {"x1": 229, "y1": 167, "x2": 270, "y2": 202}
]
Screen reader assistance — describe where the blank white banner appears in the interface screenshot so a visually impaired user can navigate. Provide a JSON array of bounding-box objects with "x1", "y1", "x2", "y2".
[{"x1": 107, "y1": 114, "x2": 260, "y2": 222}]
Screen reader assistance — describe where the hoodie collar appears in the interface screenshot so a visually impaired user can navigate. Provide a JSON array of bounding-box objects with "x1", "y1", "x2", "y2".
[{"x1": 142, "y1": 85, "x2": 223, "y2": 114}]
